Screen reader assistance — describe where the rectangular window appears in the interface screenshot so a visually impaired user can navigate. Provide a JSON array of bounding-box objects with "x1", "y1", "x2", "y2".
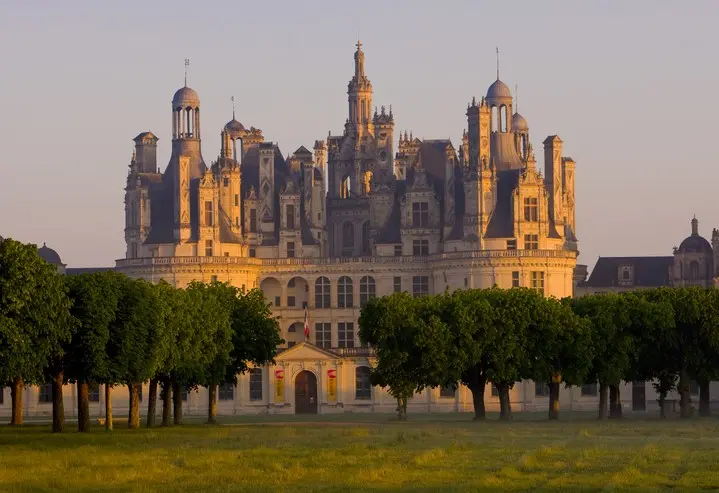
[
  {"x1": 204, "y1": 201, "x2": 214, "y2": 226},
  {"x1": 287, "y1": 296, "x2": 296, "y2": 308},
  {"x1": 274, "y1": 296, "x2": 281, "y2": 307},
  {"x1": 530, "y1": 271, "x2": 545, "y2": 294},
  {"x1": 249, "y1": 369, "x2": 263, "y2": 401},
  {"x1": 412, "y1": 276, "x2": 429, "y2": 298},
  {"x1": 223, "y1": 177, "x2": 230, "y2": 187},
  {"x1": 287, "y1": 241, "x2": 295, "y2": 258},
  {"x1": 524, "y1": 234, "x2": 539, "y2": 250},
  {"x1": 491, "y1": 383, "x2": 499, "y2": 397},
  {"x1": 393, "y1": 276, "x2": 402, "y2": 293},
  {"x1": 412, "y1": 202, "x2": 429, "y2": 227},
  {"x1": 355, "y1": 368, "x2": 372, "y2": 400},
  {"x1": 523, "y1": 197, "x2": 539, "y2": 222},
  {"x1": 130, "y1": 243, "x2": 138, "y2": 259},
  {"x1": 315, "y1": 322, "x2": 331, "y2": 349},
  {"x1": 234, "y1": 194, "x2": 239, "y2": 207},
  {"x1": 286, "y1": 204, "x2": 295, "y2": 230},
  {"x1": 211, "y1": 275, "x2": 218, "y2": 283},
  {"x1": 394, "y1": 245, "x2": 402, "y2": 257},
  {"x1": 440, "y1": 385, "x2": 456, "y2": 398},
  {"x1": 39, "y1": 383, "x2": 52, "y2": 403},
  {"x1": 249, "y1": 248, "x2": 256, "y2": 258},
  {"x1": 338, "y1": 322, "x2": 355, "y2": 348},
  {"x1": 506, "y1": 239, "x2": 517, "y2": 250},
  {"x1": 181, "y1": 387, "x2": 187, "y2": 402},
  {"x1": 250, "y1": 209, "x2": 257, "y2": 233},
  {"x1": 581, "y1": 383, "x2": 598, "y2": 397},
  {"x1": 218, "y1": 383, "x2": 234, "y2": 401},
  {"x1": 512, "y1": 271, "x2": 520, "y2": 288},
  {"x1": 535, "y1": 382, "x2": 550, "y2": 397},
  {"x1": 412, "y1": 239, "x2": 429, "y2": 256},
  {"x1": 205, "y1": 239, "x2": 213, "y2": 257}
]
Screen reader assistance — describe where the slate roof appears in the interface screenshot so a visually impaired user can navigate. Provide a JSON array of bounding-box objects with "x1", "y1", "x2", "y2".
[
  {"x1": 585, "y1": 256, "x2": 674, "y2": 288},
  {"x1": 484, "y1": 170, "x2": 520, "y2": 238}
]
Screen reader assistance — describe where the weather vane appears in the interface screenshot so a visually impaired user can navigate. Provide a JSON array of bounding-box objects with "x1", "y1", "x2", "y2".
[{"x1": 184, "y1": 58, "x2": 190, "y2": 86}]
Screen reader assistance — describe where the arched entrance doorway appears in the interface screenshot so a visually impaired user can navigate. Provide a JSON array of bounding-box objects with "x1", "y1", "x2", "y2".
[{"x1": 295, "y1": 371, "x2": 318, "y2": 414}]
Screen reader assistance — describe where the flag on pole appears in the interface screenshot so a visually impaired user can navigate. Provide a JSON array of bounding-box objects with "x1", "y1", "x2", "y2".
[{"x1": 304, "y1": 306, "x2": 310, "y2": 340}]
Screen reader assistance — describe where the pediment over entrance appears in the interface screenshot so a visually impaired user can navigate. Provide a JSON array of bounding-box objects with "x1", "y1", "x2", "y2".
[{"x1": 275, "y1": 342, "x2": 340, "y2": 361}]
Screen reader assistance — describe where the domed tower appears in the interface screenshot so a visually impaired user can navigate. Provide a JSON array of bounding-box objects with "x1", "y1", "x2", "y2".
[
  {"x1": 170, "y1": 84, "x2": 205, "y2": 180},
  {"x1": 486, "y1": 79, "x2": 513, "y2": 134},
  {"x1": 512, "y1": 112, "x2": 529, "y2": 160},
  {"x1": 673, "y1": 217, "x2": 714, "y2": 286}
]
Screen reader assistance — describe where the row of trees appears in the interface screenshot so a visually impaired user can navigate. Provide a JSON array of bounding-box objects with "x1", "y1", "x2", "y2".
[
  {"x1": 0, "y1": 238, "x2": 283, "y2": 432},
  {"x1": 359, "y1": 287, "x2": 719, "y2": 420}
]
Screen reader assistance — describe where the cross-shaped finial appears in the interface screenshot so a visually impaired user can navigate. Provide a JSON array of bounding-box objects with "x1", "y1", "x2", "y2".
[
  {"x1": 184, "y1": 58, "x2": 190, "y2": 86},
  {"x1": 356, "y1": 39, "x2": 362, "y2": 51}
]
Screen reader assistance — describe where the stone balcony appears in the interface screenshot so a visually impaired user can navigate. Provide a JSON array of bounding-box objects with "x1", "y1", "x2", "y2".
[{"x1": 115, "y1": 248, "x2": 577, "y2": 269}]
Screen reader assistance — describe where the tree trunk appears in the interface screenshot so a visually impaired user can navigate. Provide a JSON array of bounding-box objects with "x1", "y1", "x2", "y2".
[
  {"x1": 548, "y1": 373, "x2": 561, "y2": 420},
  {"x1": 128, "y1": 383, "x2": 140, "y2": 429},
  {"x1": 658, "y1": 391, "x2": 667, "y2": 419},
  {"x1": 598, "y1": 383, "x2": 609, "y2": 419},
  {"x1": 105, "y1": 384, "x2": 113, "y2": 431},
  {"x1": 207, "y1": 384, "x2": 217, "y2": 424},
  {"x1": 161, "y1": 380, "x2": 172, "y2": 427},
  {"x1": 678, "y1": 369, "x2": 691, "y2": 418},
  {"x1": 609, "y1": 384, "x2": 623, "y2": 419},
  {"x1": 469, "y1": 377, "x2": 487, "y2": 420},
  {"x1": 699, "y1": 380, "x2": 711, "y2": 417},
  {"x1": 77, "y1": 381, "x2": 90, "y2": 432},
  {"x1": 52, "y1": 372, "x2": 65, "y2": 433},
  {"x1": 10, "y1": 378, "x2": 23, "y2": 426},
  {"x1": 497, "y1": 383, "x2": 513, "y2": 421},
  {"x1": 172, "y1": 379, "x2": 183, "y2": 425},
  {"x1": 146, "y1": 378, "x2": 158, "y2": 428},
  {"x1": 395, "y1": 397, "x2": 408, "y2": 420}
]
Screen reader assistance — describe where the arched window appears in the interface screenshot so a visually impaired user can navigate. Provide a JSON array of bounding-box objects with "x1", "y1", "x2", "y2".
[
  {"x1": 491, "y1": 106, "x2": 498, "y2": 132},
  {"x1": 314, "y1": 277, "x2": 330, "y2": 309},
  {"x1": 342, "y1": 222, "x2": 354, "y2": 257},
  {"x1": 341, "y1": 175, "x2": 351, "y2": 198},
  {"x1": 355, "y1": 366, "x2": 371, "y2": 400},
  {"x1": 338, "y1": 276, "x2": 353, "y2": 308},
  {"x1": 500, "y1": 105, "x2": 508, "y2": 132},
  {"x1": 690, "y1": 261, "x2": 699, "y2": 280},
  {"x1": 361, "y1": 221, "x2": 371, "y2": 255},
  {"x1": 359, "y1": 276, "x2": 376, "y2": 308},
  {"x1": 362, "y1": 171, "x2": 373, "y2": 195}
]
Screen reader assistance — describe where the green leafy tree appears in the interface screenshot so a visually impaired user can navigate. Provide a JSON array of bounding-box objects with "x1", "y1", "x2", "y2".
[
  {"x1": 571, "y1": 293, "x2": 634, "y2": 418},
  {"x1": 0, "y1": 238, "x2": 73, "y2": 427},
  {"x1": 526, "y1": 296, "x2": 593, "y2": 420},
  {"x1": 694, "y1": 288, "x2": 719, "y2": 416},
  {"x1": 65, "y1": 272, "x2": 122, "y2": 431},
  {"x1": 219, "y1": 287, "x2": 282, "y2": 423},
  {"x1": 107, "y1": 276, "x2": 164, "y2": 428}
]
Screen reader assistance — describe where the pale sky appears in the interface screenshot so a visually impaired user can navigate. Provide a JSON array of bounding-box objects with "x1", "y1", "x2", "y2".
[{"x1": 1, "y1": 1, "x2": 717, "y2": 270}]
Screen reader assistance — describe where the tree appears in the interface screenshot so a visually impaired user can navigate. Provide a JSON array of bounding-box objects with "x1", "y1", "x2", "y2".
[
  {"x1": 359, "y1": 293, "x2": 423, "y2": 420},
  {"x1": 571, "y1": 293, "x2": 634, "y2": 419},
  {"x1": 527, "y1": 296, "x2": 593, "y2": 420},
  {"x1": 455, "y1": 290, "x2": 495, "y2": 420},
  {"x1": 483, "y1": 288, "x2": 539, "y2": 421},
  {"x1": 107, "y1": 276, "x2": 164, "y2": 428},
  {"x1": 65, "y1": 272, "x2": 122, "y2": 432},
  {"x1": 218, "y1": 287, "x2": 282, "y2": 424},
  {"x1": 0, "y1": 238, "x2": 73, "y2": 427}
]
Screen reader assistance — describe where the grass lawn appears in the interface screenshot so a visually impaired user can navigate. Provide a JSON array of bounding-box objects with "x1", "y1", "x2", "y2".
[{"x1": 2, "y1": 413, "x2": 719, "y2": 492}]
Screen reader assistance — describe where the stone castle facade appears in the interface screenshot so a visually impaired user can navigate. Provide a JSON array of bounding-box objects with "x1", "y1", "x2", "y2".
[
  {"x1": 0, "y1": 43, "x2": 591, "y2": 420},
  {"x1": 112, "y1": 42, "x2": 580, "y2": 416}
]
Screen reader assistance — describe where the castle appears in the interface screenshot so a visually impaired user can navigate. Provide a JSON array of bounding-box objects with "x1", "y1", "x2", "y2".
[{"x1": 112, "y1": 42, "x2": 580, "y2": 416}]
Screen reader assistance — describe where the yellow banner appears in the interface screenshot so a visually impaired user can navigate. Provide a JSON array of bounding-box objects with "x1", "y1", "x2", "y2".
[
  {"x1": 327, "y1": 369, "x2": 337, "y2": 403},
  {"x1": 274, "y1": 369, "x2": 284, "y2": 403}
]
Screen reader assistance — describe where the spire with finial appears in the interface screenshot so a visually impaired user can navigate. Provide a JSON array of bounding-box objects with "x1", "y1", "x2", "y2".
[
  {"x1": 231, "y1": 96, "x2": 235, "y2": 120},
  {"x1": 496, "y1": 46, "x2": 500, "y2": 80},
  {"x1": 184, "y1": 58, "x2": 190, "y2": 87},
  {"x1": 515, "y1": 84, "x2": 518, "y2": 112},
  {"x1": 692, "y1": 215, "x2": 699, "y2": 236}
]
